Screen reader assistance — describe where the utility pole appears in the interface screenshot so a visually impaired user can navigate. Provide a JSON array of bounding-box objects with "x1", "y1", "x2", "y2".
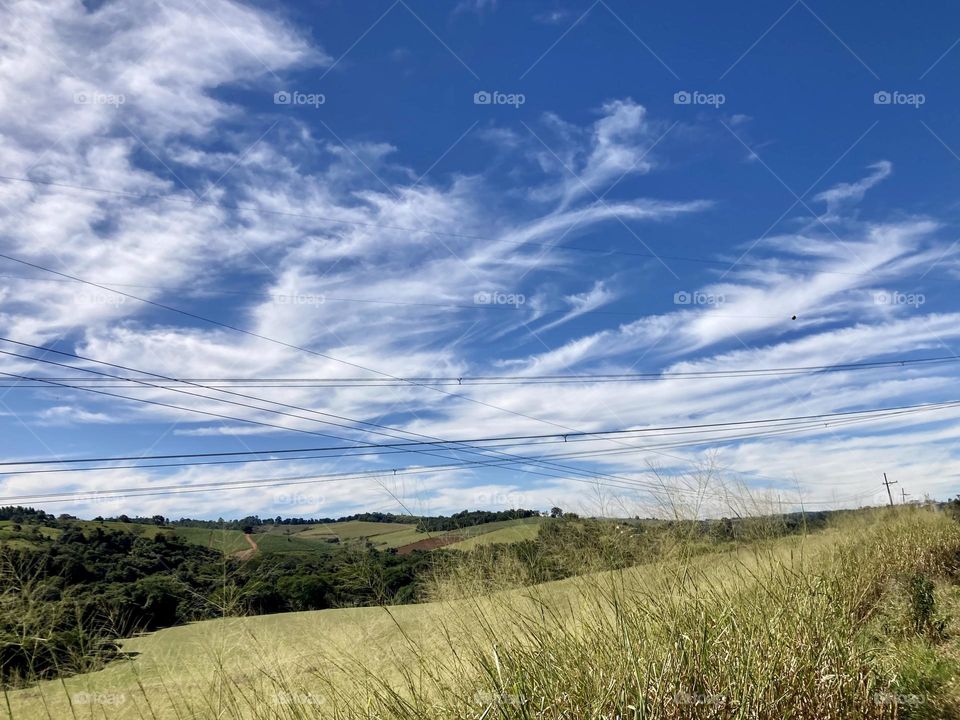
[
  {"x1": 883, "y1": 473, "x2": 898, "y2": 507},
  {"x1": 901, "y1": 488, "x2": 911, "y2": 504}
]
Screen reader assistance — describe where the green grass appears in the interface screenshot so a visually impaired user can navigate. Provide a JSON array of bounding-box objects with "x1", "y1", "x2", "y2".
[
  {"x1": 297, "y1": 520, "x2": 416, "y2": 541},
  {"x1": 7, "y1": 508, "x2": 960, "y2": 719},
  {"x1": 259, "y1": 518, "x2": 544, "y2": 551},
  {"x1": 167, "y1": 526, "x2": 250, "y2": 554},
  {"x1": 446, "y1": 517, "x2": 543, "y2": 550}
]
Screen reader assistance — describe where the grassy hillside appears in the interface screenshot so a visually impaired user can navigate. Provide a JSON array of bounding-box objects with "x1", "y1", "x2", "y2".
[
  {"x1": 254, "y1": 517, "x2": 545, "y2": 552},
  {"x1": 446, "y1": 517, "x2": 543, "y2": 550},
  {"x1": 6, "y1": 507, "x2": 960, "y2": 719},
  {"x1": 5, "y1": 530, "x2": 824, "y2": 719}
]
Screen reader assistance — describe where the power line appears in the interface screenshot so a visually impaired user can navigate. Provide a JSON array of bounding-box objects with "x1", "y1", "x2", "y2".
[
  {"x1": 0, "y1": 347, "x2": 943, "y2": 502},
  {"x1": 0, "y1": 316, "x2": 820, "y2": 496},
  {"x1": 0, "y1": 448, "x2": 876, "y2": 507},
  {"x1": 0, "y1": 250, "x2": 952, "y2": 495},
  {"x1": 0, "y1": 340, "x2": 708, "y2": 495},
  {"x1": 2, "y1": 394, "x2": 958, "y2": 469},
  {"x1": 0, "y1": 406, "x2": 943, "y2": 485},
  {"x1": 0, "y1": 364, "x2": 663, "y2": 493},
  {"x1": 0, "y1": 355, "x2": 956, "y2": 388},
  {"x1": 0, "y1": 414, "x2": 905, "y2": 477}
]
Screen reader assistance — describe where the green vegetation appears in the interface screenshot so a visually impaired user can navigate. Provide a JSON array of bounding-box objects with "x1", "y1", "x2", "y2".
[
  {"x1": 4, "y1": 503, "x2": 960, "y2": 718},
  {"x1": 446, "y1": 517, "x2": 543, "y2": 550},
  {"x1": 0, "y1": 514, "x2": 446, "y2": 688}
]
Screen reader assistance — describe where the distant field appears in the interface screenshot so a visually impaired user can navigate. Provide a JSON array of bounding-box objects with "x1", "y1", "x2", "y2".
[
  {"x1": 293, "y1": 517, "x2": 545, "y2": 551},
  {"x1": 0, "y1": 516, "x2": 543, "y2": 559},
  {"x1": 298, "y1": 520, "x2": 416, "y2": 541},
  {"x1": 0, "y1": 520, "x2": 61, "y2": 547},
  {"x1": 447, "y1": 517, "x2": 543, "y2": 550},
  {"x1": 170, "y1": 526, "x2": 250, "y2": 554},
  {"x1": 289, "y1": 520, "x2": 442, "y2": 551}
]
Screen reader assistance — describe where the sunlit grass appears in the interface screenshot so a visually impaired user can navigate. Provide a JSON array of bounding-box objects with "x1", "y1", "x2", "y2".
[{"x1": 4, "y1": 506, "x2": 960, "y2": 719}]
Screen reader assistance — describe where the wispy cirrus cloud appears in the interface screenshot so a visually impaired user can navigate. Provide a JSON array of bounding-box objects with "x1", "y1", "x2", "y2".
[{"x1": 0, "y1": 1, "x2": 958, "y2": 520}]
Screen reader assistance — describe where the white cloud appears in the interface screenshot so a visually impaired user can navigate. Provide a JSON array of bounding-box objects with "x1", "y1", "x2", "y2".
[
  {"x1": 813, "y1": 161, "x2": 892, "y2": 219},
  {"x1": 535, "y1": 280, "x2": 618, "y2": 333},
  {"x1": 37, "y1": 405, "x2": 115, "y2": 425},
  {"x1": 0, "y1": 1, "x2": 957, "y2": 519}
]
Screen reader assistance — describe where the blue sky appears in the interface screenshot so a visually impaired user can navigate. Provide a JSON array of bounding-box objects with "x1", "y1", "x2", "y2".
[{"x1": 1, "y1": 0, "x2": 959, "y2": 519}]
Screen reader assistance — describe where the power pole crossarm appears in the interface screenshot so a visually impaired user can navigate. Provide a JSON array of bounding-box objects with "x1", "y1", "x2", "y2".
[{"x1": 883, "y1": 473, "x2": 898, "y2": 507}]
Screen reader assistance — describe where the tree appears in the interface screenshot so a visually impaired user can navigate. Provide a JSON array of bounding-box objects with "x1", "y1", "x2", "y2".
[
  {"x1": 277, "y1": 575, "x2": 332, "y2": 611},
  {"x1": 550, "y1": 507, "x2": 564, "y2": 518}
]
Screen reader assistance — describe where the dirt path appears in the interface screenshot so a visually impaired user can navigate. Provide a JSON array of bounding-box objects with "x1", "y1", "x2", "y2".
[{"x1": 233, "y1": 533, "x2": 258, "y2": 560}]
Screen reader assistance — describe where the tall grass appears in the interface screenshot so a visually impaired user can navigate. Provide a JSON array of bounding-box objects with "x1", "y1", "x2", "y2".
[
  {"x1": 4, "y1": 506, "x2": 960, "y2": 719},
  {"x1": 313, "y1": 507, "x2": 960, "y2": 719}
]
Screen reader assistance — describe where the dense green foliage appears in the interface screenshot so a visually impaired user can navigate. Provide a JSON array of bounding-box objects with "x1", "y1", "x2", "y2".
[
  {"x1": 0, "y1": 518, "x2": 438, "y2": 687},
  {"x1": 159, "y1": 508, "x2": 542, "y2": 531}
]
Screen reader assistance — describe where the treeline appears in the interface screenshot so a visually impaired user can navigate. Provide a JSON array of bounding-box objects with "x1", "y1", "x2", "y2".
[
  {"x1": 0, "y1": 506, "x2": 61, "y2": 525},
  {"x1": 416, "y1": 508, "x2": 540, "y2": 531},
  {"x1": 165, "y1": 511, "x2": 419, "y2": 530},
  {"x1": 99, "y1": 509, "x2": 542, "y2": 531}
]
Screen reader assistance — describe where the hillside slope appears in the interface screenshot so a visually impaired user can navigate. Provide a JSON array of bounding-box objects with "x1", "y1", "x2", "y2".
[{"x1": 5, "y1": 529, "x2": 834, "y2": 719}]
